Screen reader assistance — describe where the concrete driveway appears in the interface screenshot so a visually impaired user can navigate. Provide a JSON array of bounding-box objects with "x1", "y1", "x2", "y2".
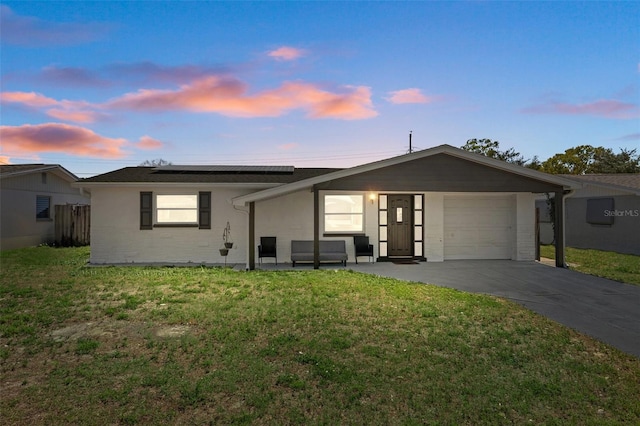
[{"x1": 349, "y1": 260, "x2": 640, "y2": 359}]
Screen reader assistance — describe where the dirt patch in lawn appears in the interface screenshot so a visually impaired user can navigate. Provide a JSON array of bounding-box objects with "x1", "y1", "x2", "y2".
[
  {"x1": 3, "y1": 320, "x2": 195, "y2": 404},
  {"x1": 154, "y1": 324, "x2": 191, "y2": 338},
  {"x1": 48, "y1": 322, "x2": 192, "y2": 341}
]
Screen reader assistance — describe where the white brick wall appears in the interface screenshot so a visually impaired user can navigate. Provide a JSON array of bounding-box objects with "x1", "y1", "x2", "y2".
[{"x1": 90, "y1": 186, "x2": 254, "y2": 264}]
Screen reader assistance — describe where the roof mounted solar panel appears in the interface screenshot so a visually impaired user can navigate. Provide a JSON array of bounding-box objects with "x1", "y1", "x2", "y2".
[{"x1": 153, "y1": 165, "x2": 295, "y2": 174}]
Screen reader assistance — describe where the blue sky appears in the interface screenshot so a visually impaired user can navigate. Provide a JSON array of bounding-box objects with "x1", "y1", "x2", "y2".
[{"x1": 1, "y1": 1, "x2": 638, "y2": 177}]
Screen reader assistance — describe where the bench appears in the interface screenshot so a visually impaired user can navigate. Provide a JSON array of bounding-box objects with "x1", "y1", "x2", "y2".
[{"x1": 291, "y1": 240, "x2": 348, "y2": 267}]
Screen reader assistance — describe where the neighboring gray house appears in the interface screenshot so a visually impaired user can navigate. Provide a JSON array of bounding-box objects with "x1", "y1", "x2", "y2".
[
  {"x1": 75, "y1": 145, "x2": 578, "y2": 268},
  {"x1": 538, "y1": 174, "x2": 640, "y2": 255},
  {"x1": 0, "y1": 164, "x2": 90, "y2": 250}
]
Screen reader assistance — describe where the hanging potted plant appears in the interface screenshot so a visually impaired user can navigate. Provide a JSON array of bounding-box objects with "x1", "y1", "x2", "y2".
[
  {"x1": 219, "y1": 222, "x2": 233, "y2": 257},
  {"x1": 222, "y1": 221, "x2": 233, "y2": 249}
]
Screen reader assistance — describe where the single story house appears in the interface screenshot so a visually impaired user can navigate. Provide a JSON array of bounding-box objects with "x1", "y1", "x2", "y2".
[
  {"x1": 537, "y1": 174, "x2": 640, "y2": 255},
  {"x1": 75, "y1": 145, "x2": 578, "y2": 268},
  {"x1": 1, "y1": 164, "x2": 91, "y2": 250}
]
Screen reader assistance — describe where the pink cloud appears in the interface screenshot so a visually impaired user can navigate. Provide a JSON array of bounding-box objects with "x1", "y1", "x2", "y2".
[
  {"x1": 0, "y1": 156, "x2": 11, "y2": 164},
  {"x1": 135, "y1": 135, "x2": 164, "y2": 150},
  {"x1": 0, "y1": 123, "x2": 128, "y2": 159},
  {"x1": 268, "y1": 46, "x2": 306, "y2": 61},
  {"x1": 46, "y1": 108, "x2": 103, "y2": 123},
  {"x1": 0, "y1": 5, "x2": 112, "y2": 47},
  {"x1": 108, "y1": 76, "x2": 377, "y2": 120},
  {"x1": 278, "y1": 142, "x2": 299, "y2": 150},
  {"x1": 4, "y1": 72, "x2": 377, "y2": 121},
  {"x1": 522, "y1": 99, "x2": 639, "y2": 119},
  {"x1": 386, "y1": 88, "x2": 435, "y2": 104},
  {"x1": 2, "y1": 90, "x2": 104, "y2": 123},
  {"x1": 2, "y1": 91, "x2": 59, "y2": 107}
]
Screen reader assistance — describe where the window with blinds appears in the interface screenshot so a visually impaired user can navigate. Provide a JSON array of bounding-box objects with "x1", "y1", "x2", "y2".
[{"x1": 36, "y1": 196, "x2": 51, "y2": 220}]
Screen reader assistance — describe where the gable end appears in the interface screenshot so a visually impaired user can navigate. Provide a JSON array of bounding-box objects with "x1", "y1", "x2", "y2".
[{"x1": 316, "y1": 154, "x2": 564, "y2": 193}]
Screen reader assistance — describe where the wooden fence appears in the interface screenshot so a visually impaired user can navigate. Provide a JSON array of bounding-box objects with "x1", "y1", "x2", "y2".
[{"x1": 55, "y1": 204, "x2": 90, "y2": 246}]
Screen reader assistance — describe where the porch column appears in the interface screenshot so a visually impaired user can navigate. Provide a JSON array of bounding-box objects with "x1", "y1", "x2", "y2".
[
  {"x1": 554, "y1": 191, "x2": 565, "y2": 268},
  {"x1": 249, "y1": 202, "x2": 255, "y2": 270},
  {"x1": 313, "y1": 185, "x2": 320, "y2": 269}
]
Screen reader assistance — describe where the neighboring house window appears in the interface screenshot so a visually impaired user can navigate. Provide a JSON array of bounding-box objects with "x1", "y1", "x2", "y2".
[
  {"x1": 324, "y1": 194, "x2": 364, "y2": 233},
  {"x1": 586, "y1": 198, "x2": 614, "y2": 225},
  {"x1": 140, "y1": 192, "x2": 211, "y2": 229},
  {"x1": 36, "y1": 195, "x2": 51, "y2": 220}
]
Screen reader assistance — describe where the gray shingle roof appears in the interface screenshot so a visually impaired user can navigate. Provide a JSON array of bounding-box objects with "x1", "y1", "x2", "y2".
[
  {"x1": 1, "y1": 164, "x2": 51, "y2": 175},
  {"x1": 561, "y1": 174, "x2": 640, "y2": 191},
  {"x1": 79, "y1": 166, "x2": 342, "y2": 184},
  {"x1": 0, "y1": 164, "x2": 79, "y2": 180}
]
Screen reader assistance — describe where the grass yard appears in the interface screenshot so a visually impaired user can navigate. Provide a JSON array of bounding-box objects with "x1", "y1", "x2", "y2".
[
  {"x1": 540, "y1": 245, "x2": 640, "y2": 286},
  {"x1": 1, "y1": 247, "x2": 639, "y2": 425}
]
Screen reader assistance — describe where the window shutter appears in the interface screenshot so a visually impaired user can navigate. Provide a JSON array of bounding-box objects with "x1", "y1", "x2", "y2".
[
  {"x1": 140, "y1": 192, "x2": 153, "y2": 230},
  {"x1": 199, "y1": 191, "x2": 211, "y2": 229}
]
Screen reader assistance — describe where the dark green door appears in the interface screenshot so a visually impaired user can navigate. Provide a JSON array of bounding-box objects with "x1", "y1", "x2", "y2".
[{"x1": 387, "y1": 195, "x2": 413, "y2": 257}]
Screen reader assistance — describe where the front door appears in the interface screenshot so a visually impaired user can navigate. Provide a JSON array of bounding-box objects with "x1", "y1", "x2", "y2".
[{"x1": 387, "y1": 195, "x2": 413, "y2": 257}]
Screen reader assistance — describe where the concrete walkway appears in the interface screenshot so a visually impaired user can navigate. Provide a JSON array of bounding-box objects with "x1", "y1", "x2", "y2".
[{"x1": 344, "y1": 260, "x2": 640, "y2": 359}]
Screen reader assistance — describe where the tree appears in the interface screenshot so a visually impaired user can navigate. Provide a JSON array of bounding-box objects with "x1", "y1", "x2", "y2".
[
  {"x1": 461, "y1": 139, "x2": 529, "y2": 166},
  {"x1": 540, "y1": 145, "x2": 640, "y2": 174},
  {"x1": 139, "y1": 158, "x2": 172, "y2": 167},
  {"x1": 591, "y1": 147, "x2": 640, "y2": 173}
]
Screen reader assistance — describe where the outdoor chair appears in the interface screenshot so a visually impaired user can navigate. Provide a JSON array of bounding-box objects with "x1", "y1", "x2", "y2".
[
  {"x1": 258, "y1": 236, "x2": 277, "y2": 265},
  {"x1": 353, "y1": 235, "x2": 374, "y2": 264}
]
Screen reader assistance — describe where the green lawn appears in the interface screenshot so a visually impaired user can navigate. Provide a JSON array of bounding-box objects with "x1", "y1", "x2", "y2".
[
  {"x1": 1, "y1": 247, "x2": 639, "y2": 425},
  {"x1": 540, "y1": 245, "x2": 640, "y2": 286}
]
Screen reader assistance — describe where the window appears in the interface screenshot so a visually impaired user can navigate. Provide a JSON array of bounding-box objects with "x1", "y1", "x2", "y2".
[
  {"x1": 324, "y1": 194, "x2": 364, "y2": 233},
  {"x1": 586, "y1": 198, "x2": 614, "y2": 225},
  {"x1": 157, "y1": 195, "x2": 198, "y2": 224},
  {"x1": 36, "y1": 195, "x2": 51, "y2": 220},
  {"x1": 140, "y1": 192, "x2": 211, "y2": 229}
]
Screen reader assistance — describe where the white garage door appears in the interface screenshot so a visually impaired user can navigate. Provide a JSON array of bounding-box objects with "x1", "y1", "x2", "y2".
[{"x1": 444, "y1": 195, "x2": 513, "y2": 260}]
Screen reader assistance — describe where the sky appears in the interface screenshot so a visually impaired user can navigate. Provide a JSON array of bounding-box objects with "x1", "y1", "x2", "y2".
[{"x1": 1, "y1": 1, "x2": 638, "y2": 177}]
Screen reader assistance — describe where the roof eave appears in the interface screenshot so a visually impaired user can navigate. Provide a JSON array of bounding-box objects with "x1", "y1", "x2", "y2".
[
  {"x1": 566, "y1": 179, "x2": 640, "y2": 196},
  {"x1": 2, "y1": 165, "x2": 79, "y2": 182},
  {"x1": 72, "y1": 181, "x2": 284, "y2": 189}
]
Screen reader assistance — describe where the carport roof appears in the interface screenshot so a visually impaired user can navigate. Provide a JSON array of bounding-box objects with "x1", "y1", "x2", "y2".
[{"x1": 232, "y1": 144, "x2": 580, "y2": 205}]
